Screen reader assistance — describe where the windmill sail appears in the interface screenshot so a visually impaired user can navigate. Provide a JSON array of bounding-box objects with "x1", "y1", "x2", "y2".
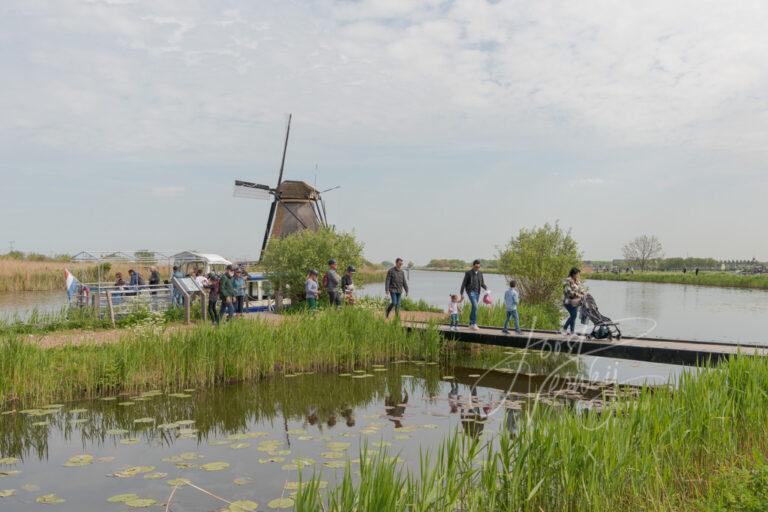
[{"x1": 233, "y1": 180, "x2": 271, "y2": 199}]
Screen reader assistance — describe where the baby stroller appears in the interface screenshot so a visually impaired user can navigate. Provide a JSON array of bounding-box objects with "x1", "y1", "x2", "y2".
[{"x1": 579, "y1": 294, "x2": 622, "y2": 340}]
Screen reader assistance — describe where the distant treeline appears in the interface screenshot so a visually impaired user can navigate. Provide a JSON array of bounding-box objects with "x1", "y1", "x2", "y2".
[
  {"x1": 586, "y1": 257, "x2": 766, "y2": 272},
  {"x1": 422, "y1": 259, "x2": 499, "y2": 270},
  {"x1": 0, "y1": 251, "x2": 73, "y2": 262}
]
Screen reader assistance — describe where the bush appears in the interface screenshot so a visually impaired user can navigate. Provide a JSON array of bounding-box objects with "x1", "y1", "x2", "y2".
[
  {"x1": 497, "y1": 223, "x2": 581, "y2": 304},
  {"x1": 261, "y1": 228, "x2": 364, "y2": 301}
]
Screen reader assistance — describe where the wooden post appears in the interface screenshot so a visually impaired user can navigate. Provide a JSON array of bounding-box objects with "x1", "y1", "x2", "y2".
[{"x1": 106, "y1": 291, "x2": 116, "y2": 328}]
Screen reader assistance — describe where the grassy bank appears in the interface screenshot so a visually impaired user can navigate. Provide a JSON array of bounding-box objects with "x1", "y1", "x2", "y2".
[
  {"x1": 296, "y1": 354, "x2": 768, "y2": 511},
  {"x1": 0, "y1": 309, "x2": 442, "y2": 405},
  {"x1": 586, "y1": 271, "x2": 768, "y2": 290}
]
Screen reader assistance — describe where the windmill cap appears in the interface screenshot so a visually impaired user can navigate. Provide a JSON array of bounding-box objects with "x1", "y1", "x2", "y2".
[{"x1": 328, "y1": 259, "x2": 336, "y2": 265}]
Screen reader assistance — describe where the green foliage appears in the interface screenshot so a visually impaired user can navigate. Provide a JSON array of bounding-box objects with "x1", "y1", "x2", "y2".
[
  {"x1": 497, "y1": 223, "x2": 582, "y2": 305},
  {"x1": 586, "y1": 271, "x2": 768, "y2": 290},
  {"x1": 261, "y1": 228, "x2": 364, "y2": 300},
  {"x1": 425, "y1": 259, "x2": 468, "y2": 270},
  {"x1": 700, "y1": 459, "x2": 768, "y2": 512}
]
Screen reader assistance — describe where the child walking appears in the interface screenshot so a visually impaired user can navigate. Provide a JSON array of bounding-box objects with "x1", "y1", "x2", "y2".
[
  {"x1": 502, "y1": 280, "x2": 522, "y2": 334},
  {"x1": 448, "y1": 294, "x2": 463, "y2": 331}
]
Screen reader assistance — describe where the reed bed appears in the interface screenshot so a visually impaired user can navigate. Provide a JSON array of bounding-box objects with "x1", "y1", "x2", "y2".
[
  {"x1": 297, "y1": 354, "x2": 768, "y2": 511},
  {"x1": 0, "y1": 259, "x2": 146, "y2": 292},
  {"x1": 587, "y1": 271, "x2": 768, "y2": 290},
  {"x1": 0, "y1": 309, "x2": 442, "y2": 405}
]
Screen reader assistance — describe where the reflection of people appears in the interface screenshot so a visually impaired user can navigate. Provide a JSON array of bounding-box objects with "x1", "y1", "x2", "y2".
[
  {"x1": 562, "y1": 267, "x2": 586, "y2": 336},
  {"x1": 460, "y1": 387, "x2": 489, "y2": 438},
  {"x1": 385, "y1": 391, "x2": 408, "y2": 429},
  {"x1": 448, "y1": 381, "x2": 460, "y2": 413},
  {"x1": 341, "y1": 408, "x2": 356, "y2": 427},
  {"x1": 460, "y1": 260, "x2": 487, "y2": 330}
]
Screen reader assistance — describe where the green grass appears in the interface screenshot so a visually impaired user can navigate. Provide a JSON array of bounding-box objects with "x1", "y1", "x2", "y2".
[
  {"x1": 459, "y1": 302, "x2": 561, "y2": 330},
  {"x1": 296, "y1": 354, "x2": 768, "y2": 511},
  {"x1": 586, "y1": 271, "x2": 768, "y2": 290},
  {"x1": 0, "y1": 309, "x2": 442, "y2": 405}
]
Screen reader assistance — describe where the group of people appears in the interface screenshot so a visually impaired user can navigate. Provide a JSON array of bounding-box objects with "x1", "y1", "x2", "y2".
[
  {"x1": 450, "y1": 259, "x2": 521, "y2": 334},
  {"x1": 197, "y1": 265, "x2": 248, "y2": 324},
  {"x1": 305, "y1": 259, "x2": 358, "y2": 310}
]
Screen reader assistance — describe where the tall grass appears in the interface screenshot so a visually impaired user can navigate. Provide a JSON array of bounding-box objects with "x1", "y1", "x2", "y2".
[
  {"x1": 459, "y1": 302, "x2": 561, "y2": 330},
  {"x1": 297, "y1": 354, "x2": 768, "y2": 511},
  {"x1": 0, "y1": 309, "x2": 442, "y2": 404},
  {"x1": 587, "y1": 271, "x2": 768, "y2": 290},
  {"x1": 0, "y1": 259, "x2": 153, "y2": 292}
]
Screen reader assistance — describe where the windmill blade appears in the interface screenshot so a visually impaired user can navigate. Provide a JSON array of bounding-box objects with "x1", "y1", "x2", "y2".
[
  {"x1": 260, "y1": 199, "x2": 279, "y2": 258},
  {"x1": 234, "y1": 180, "x2": 272, "y2": 200},
  {"x1": 276, "y1": 114, "x2": 292, "y2": 187}
]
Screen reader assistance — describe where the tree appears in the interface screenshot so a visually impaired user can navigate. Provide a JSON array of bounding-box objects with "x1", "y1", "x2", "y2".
[
  {"x1": 261, "y1": 228, "x2": 364, "y2": 301},
  {"x1": 497, "y1": 223, "x2": 582, "y2": 305},
  {"x1": 622, "y1": 235, "x2": 663, "y2": 271}
]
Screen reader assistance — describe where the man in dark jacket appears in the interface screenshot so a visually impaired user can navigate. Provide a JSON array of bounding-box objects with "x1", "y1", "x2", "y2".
[
  {"x1": 218, "y1": 265, "x2": 236, "y2": 321},
  {"x1": 385, "y1": 258, "x2": 409, "y2": 318},
  {"x1": 460, "y1": 259, "x2": 487, "y2": 330}
]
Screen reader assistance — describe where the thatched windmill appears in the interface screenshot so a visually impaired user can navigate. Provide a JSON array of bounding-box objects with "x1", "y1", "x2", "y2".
[{"x1": 234, "y1": 115, "x2": 333, "y2": 258}]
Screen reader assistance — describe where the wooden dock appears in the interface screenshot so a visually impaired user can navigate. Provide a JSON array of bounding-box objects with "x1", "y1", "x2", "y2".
[{"x1": 406, "y1": 323, "x2": 768, "y2": 366}]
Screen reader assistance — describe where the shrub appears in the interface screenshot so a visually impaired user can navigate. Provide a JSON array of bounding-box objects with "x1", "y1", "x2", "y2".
[
  {"x1": 497, "y1": 223, "x2": 581, "y2": 304},
  {"x1": 261, "y1": 228, "x2": 364, "y2": 301}
]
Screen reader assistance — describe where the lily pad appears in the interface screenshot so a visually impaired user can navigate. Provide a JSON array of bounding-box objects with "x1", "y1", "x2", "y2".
[
  {"x1": 100, "y1": 397, "x2": 117, "y2": 401},
  {"x1": 0, "y1": 470, "x2": 21, "y2": 477},
  {"x1": 124, "y1": 497, "x2": 157, "y2": 508},
  {"x1": 268, "y1": 497, "x2": 294, "y2": 509},
  {"x1": 133, "y1": 417, "x2": 155, "y2": 424},
  {"x1": 168, "y1": 393, "x2": 191, "y2": 398},
  {"x1": 166, "y1": 478, "x2": 191, "y2": 487},
  {"x1": 233, "y1": 477, "x2": 252, "y2": 486},
  {"x1": 162, "y1": 452, "x2": 202, "y2": 463},
  {"x1": 22, "y1": 484, "x2": 41, "y2": 491},
  {"x1": 259, "y1": 457, "x2": 285, "y2": 464},
  {"x1": 63, "y1": 454, "x2": 93, "y2": 467},
  {"x1": 117, "y1": 402, "x2": 135, "y2": 407},
  {"x1": 0, "y1": 457, "x2": 19, "y2": 465},
  {"x1": 107, "y1": 493, "x2": 140, "y2": 503},
  {"x1": 143, "y1": 472, "x2": 167, "y2": 479},
  {"x1": 442, "y1": 376, "x2": 455, "y2": 380},
  {"x1": 326, "y1": 442, "x2": 350, "y2": 451},
  {"x1": 229, "y1": 442, "x2": 250, "y2": 450},
  {"x1": 323, "y1": 460, "x2": 347, "y2": 469},
  {"x1": 200, "y1": 462, "x2": 229, "y2": 471},
  {"x1": 321, "y1": 452, "x2": 345, "y2": 459},
  {"x1": 157, "y1": 423, "x2": 179, "y2": 430},
  {"x1": 175, "y1": 420, "x2": 196, "y2": 426},
  {"x1": 228, "y1": 500, "x2": 259, "y2": 512},
  {"x1": 0, "y1": 489, "x2": 16, "y2": 497},
  {"x1": 113, "y1": 466, "x2": 155, "y2": 478},
  {"x1": 468, "y1": 374, "x2": 481, "y2": 378},
  {"x1": 36, "y1": 493, "x2": 65, "y2": 504}
]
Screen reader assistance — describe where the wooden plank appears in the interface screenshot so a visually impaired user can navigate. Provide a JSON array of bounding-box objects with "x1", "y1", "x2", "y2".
[{"x1": 405, "y1": 323, "x2": 768, "y2": 366}]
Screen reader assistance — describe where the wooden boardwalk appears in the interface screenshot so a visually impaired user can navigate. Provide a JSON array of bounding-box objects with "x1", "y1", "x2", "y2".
[{"x1": 406, "y1": 323, "x2": 768, "y2": 366}]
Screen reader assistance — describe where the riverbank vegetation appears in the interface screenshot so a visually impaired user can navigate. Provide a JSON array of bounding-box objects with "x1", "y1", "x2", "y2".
[
  {"x1": 0, "y1": 259, "x2": 140, "y2": 293},
  {"x1": 0, "y1": 309, "x2": 442, "y2": 404},
  {"x1": 586, "y1": 271, "x2": 768, "y2": 290},
  {"x1": 296, "y1": 354, "x2": 768, "y2": 511}
]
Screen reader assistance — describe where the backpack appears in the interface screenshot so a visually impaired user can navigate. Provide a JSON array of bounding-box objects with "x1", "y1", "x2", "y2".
[{"x1": 322, "y1": 272, "x2": 329, "y2": 288}]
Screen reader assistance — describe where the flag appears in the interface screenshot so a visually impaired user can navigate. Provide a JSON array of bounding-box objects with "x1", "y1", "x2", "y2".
[{"x1": 65, "y1": 269, "x2": 79, "y2": 301}]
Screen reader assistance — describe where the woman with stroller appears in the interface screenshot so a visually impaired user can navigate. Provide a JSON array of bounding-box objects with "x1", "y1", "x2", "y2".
[{"x1": 562, "y1": 267, "x2": 586, "y2": 336}]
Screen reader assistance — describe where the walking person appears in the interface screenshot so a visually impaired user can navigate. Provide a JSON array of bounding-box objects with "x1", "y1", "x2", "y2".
[
  {"x1": 385, "y1": 258, "x2": 409, "y2": 318},
  {"x1": 342, "y1": 265, "x2": 356, "y2": 306},
  {"x1": 205, "y1": 272, "x2": 220, "y2": 325},
  {"x1": 324, "y1": 259, "x2": 342, "y2": 308},
  {"x1": 305, "y1": 269, "x2": 319, "y2": 311},
  {"x1": 171, "y1": 265, "x2": 185, "y2": 306},
  {"x1": 460, "y1": 260, "x2": 487, "y2": 330},
  {"x1": 447, "y1": 294, "x2": 463, "y2": 331},
  {"x1": 233, "y1": 268, "x2": 247, "y2": 317},
  {"x1": 502, "y1": 280, "x2": 521, "y2": 335},
  {"x1": 562, "y1": 267, "x2": 586, "y2": 336},
  {"x1": 219, "y1": 265, "x2": 236, "y2": 321},
  {"x1": 148, "y1": 266, "x2": 161, "y2": 295}
]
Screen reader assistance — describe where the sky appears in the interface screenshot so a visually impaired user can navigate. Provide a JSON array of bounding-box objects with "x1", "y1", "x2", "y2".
[{"x1": 1, "y1": 0, "x2": 766, "y2": 264}]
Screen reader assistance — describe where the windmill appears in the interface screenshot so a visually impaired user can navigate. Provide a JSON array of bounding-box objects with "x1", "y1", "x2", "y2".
[{"x1": 234, "y1": 114, "x2": 335, "y2": 258}]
